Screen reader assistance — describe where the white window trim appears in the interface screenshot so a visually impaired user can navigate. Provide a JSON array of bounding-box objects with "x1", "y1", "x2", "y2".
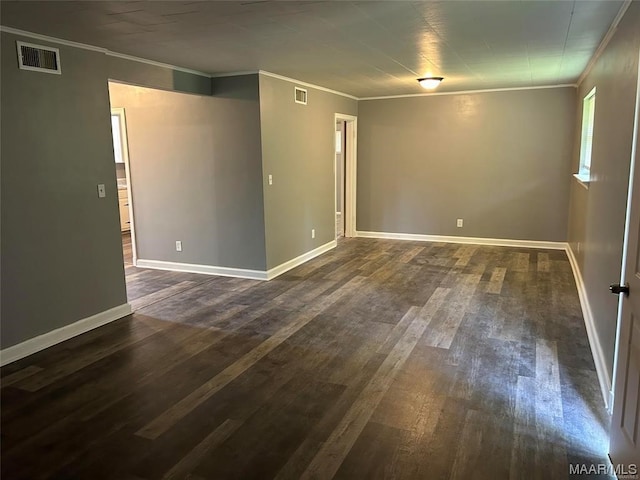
[
  {"x1": 573, "y1": 173, "x2": 590, "y2": 189},
  {"x1": 576, "y1": 87, "x2": 596, "y2": 187}
]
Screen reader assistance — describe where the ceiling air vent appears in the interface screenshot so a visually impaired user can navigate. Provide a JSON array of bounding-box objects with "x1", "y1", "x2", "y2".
[
  {"x1": 294, "y1": 86, "x2": 307, "y2": 105},
  {"x1": 16, "y1": 41, "x2": 61, "y2": 74}
]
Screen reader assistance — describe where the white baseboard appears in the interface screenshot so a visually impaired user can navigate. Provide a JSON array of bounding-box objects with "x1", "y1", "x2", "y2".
[
  {"x1": 565, "y1": 245, "x2": 613, "y2": 410},
  {"x1": 0, "y1": 303, "x2": 132, "y2": 366},
  {"x1": 267, "y1": 240, "x2": 337, "y2": 280},
  {"x1": 136, "y1": 241, "x2": 337, "y2": 282},
  {"x1": 356, "y1": 231, "x2": 567, "y2": 250},
  {"x1": 136, "y1": 259, "x2": 269, "y2": 280}
]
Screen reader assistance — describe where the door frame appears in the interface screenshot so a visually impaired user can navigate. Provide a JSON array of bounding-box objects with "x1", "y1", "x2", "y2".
[
  {"x1": 111, "y1": 107, "x2": 138, "y2": 266},
  {"x1": 612, "y1": 48, "x2": 640, "y2": 406},
  {"x1": 609, "y1": 48, "x2": 640, "y2": 464},
  {"x1": 334, "y1": 113, "x2": 357, "y2": 238}
]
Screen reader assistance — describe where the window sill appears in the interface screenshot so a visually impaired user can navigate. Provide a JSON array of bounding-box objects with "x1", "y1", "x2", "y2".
[{"x1": 573, "y1": 173, "x2": 590, "y2": 189}]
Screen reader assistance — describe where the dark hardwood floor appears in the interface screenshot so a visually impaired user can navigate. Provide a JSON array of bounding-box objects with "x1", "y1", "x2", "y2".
[{"x1": 1, "y1": 238, "x2": 612, "y2": 479}]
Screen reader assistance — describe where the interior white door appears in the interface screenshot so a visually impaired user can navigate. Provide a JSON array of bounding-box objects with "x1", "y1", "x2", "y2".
[{"x1": 609, "y1": 52, "x2": 640, "y2": 471}]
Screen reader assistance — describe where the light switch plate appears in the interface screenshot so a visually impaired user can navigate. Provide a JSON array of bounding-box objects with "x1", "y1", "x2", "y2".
[{"x1": 97, "y1": 184, "x2": 106, "y2": 198}]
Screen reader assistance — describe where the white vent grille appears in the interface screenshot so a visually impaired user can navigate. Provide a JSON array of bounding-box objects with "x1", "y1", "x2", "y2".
[
  {"x1": 294, "y1": 87, "x2": 307, "y2": 105},
  {"x1": 16, "y1": 41, "x2": 61, "y2": 74}
]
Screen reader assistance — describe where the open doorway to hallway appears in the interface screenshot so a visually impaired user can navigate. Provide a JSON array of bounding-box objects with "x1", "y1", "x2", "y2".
[
  {"x1": 335, "y1": 119, "x2": 345, "y2": 238},
  {"x1": 335, "y1": 113, "x2": 357, "y2": 240},
  {"x1": 110, "y1": 106, "x2": 136, "y2": 268}
]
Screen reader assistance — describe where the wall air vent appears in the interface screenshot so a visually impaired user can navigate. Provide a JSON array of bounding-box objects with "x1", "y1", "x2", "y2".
[
  {"x1": 16, "y1": 41, "x2": 61, "y2": 74},
  {"x1": 294, "y1": 86, "x2": 307, "y2": 105}
]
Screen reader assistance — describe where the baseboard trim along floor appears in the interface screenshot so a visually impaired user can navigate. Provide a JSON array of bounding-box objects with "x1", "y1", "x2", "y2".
[
  {"x1": 136, "y1": 240, "x2": 338, "y2": 282},
  {"x1": 356, "y1": 230, "x2": 567, "y2": 250},
  {"x1": 136, "y1": 259, "x2": 270, "y2": 281},
  {"x1": 565, "y1": 246, "x2": 613, "y2": 410},
  {"x1": 0, "y1": 303, "x2": 132, "y2": 366},
  {"x1": 266, "y1": 240, "x2": 337, "y2": 280}
]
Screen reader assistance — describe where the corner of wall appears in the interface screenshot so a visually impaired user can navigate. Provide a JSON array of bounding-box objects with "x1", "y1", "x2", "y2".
[{"x1": 257, "y1": 73, "x2": 357, "y2": 271}]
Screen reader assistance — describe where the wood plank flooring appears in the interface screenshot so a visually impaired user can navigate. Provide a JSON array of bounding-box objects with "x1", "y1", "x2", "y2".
[{"x1": 1, "y1": 238, "x2": 613, "y2": 479}]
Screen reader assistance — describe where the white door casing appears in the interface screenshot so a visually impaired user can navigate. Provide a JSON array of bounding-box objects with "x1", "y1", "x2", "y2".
[
  {"x1": 111, "y1": 107, "x2": 138, "y2": 266},
  {"x1": 609, "y1": 48, "x2": 640, "y2": 471},
  {"x1": 334, "y1": 113, "x2": 357, "y2": 238}
]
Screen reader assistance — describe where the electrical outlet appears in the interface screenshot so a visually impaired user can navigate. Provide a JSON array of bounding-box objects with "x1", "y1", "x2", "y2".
[
  {"x1": 97, "y1": 184, "x2": 106, "y2": 198},
  {"x1": 457, "y1": 218, "x2": 463, "y2": 228},
  {"x1": 175, "y1": 241, "x2": 182, "y2": 252},
  {"x1": 311, "y1": 229, "x2": 315, "y2": 239},
  {"x1": 268, "y1": 174, "x2": 273, "y2": 185}
]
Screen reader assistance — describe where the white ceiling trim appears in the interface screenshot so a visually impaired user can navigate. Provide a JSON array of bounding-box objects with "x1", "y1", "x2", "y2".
[
  {"x1": 359, "y1": 84, "x2": 577, "y2": 101},
  {"x1": 106, "y1": 51, "x2": 212, "y2": 78},
  {"x1": 577, "y1": 0, "x2": 633, "y2": 86},
  {"x1": 258, "y1": 71, "x2": 358, "y2": 101},
  {"x1": 0, "y1": 25, "x2": 106, "y2": 52},
  {"x1": 0, "y1": 25, "x2": 213, "y2": 78},
  {"x1": 211, "y1": 71, "x2": 260, "y2": 78}
]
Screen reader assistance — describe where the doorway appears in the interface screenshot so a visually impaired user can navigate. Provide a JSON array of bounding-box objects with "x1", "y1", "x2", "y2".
[
  {"x1": 334, "y1": 113, "x2": 357, "y2": 239},
  {"x1": 335, "y1": 120, "x2": 345, "y2": 237},
  {"x1": 110, "y1": 107, "x2": 137, "y2": 267}
]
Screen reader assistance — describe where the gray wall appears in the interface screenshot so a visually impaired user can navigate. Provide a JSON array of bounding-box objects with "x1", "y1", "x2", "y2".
[
  {"x1": 357, "y1": 88, "x2": 576, "y2": 241},
  {"x1": 567, "y1": 2, "x2": 640, "y2": 381},
  {"x1": 259, "y1": 75, "x2": 357, "y2": 269},
  {"x1": 1, "y1": 31, "x2": 214, "y2": 349},
  {"x1": 108, "y1": 75, "x2": 266, "y2": 270},
  {"x1": 1, "y1": 32, "x2": 125, "y2": 349}
]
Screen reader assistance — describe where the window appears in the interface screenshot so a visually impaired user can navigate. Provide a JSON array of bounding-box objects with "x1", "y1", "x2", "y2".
[{"x1": 576, "y1": 87, "x2": 596, "y2": 183}]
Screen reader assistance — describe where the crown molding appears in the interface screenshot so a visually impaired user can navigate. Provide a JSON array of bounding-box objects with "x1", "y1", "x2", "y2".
[
  {"x1": 577, "y1": 0, "x2": 633, "y2": 86},
  {"x1": 359, "y1": 83, "x2": 577, "y2": 101},
  {"x1": 105, "y1": 51, "x2": 212, "y2": 77},
  {"x1": 0, "y1": 25, "x2": 212, "y2": 78},
  {"x1": 211, "y1": 70, "x2": 259, "y2": 78},
  {"x1": 0, "y1": 25, "x2": 106, "y2": 52},
  {"x1": 258, "y1": 70, "x2": 358, "y2": 100}
]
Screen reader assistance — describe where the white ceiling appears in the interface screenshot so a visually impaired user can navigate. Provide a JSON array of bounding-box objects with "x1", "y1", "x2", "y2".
[{"x1": 0, "y1": 1, "x2": 626, "y2": 97}]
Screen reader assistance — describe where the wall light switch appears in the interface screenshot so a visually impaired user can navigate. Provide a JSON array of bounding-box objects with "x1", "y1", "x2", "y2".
[
  {"x1": 97, "y1": 184, "x2": 106, "y2": 198},
  {"x1": 312, "y1": 229, "x2": 315, "y2": 239},
  {"x1": 268, "y1": 174, "x2": 273, "y2": 185},
  {"x1": 456, "y1": 218, "x2": 464, "y2": 228},
  {"x1": 176, "y1": 241, "x2": 182, "y2": 252}
]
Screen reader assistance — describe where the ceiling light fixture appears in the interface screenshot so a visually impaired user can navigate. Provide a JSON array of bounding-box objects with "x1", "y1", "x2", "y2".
[{"x1": 417, "y1": 76, "x2": 444, "y2": 89}]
